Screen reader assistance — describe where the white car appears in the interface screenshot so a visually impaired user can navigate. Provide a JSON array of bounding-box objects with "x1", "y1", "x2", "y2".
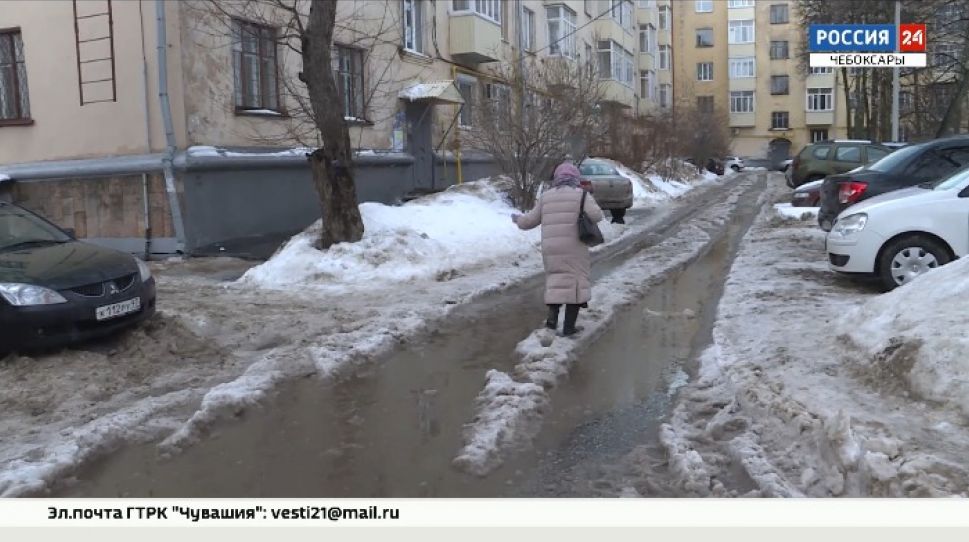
[
  {"x1": 826, "y1": 166, "x2": 969, "y2": 291},
  {"x1": 724, "y1": 156, "x2": 744, "y2": 172}
]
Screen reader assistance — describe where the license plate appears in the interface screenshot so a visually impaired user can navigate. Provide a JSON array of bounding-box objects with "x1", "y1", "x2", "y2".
[{"x1": 95, "y1": 297, "x2": 141, "y2": 321}]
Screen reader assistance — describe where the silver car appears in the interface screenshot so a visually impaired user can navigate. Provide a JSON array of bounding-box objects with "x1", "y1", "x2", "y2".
[{"x1": 577, "y1": 159, "x2": 633, "y2": 223}]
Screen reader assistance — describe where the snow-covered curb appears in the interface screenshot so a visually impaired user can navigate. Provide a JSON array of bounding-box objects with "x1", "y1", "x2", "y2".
[{"x1": 453, "y1": 177, "x2": 761, "y2": 476}]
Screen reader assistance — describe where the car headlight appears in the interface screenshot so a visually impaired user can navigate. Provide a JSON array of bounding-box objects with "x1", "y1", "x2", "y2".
[
  {"x1": 832, "y1": 213, "x2": 868, "y2": 237},
  {"x1": 136, "y1": 258, "x2": 152, "y2": 282},
  {"x1": 0, "y1": 283, "x2": 68, "y2": 306}
]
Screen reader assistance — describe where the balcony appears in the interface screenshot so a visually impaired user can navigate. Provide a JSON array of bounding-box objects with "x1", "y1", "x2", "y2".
[
  {"x1": 449, "y1": 13, "x2": 502, "y2": 64},
  {"x1": 599, "y1": 80, "x2": 635, "y2": 109},
  {"x1": 729, "y1": 112, "x2": 755, "y2": 127},
  {"x1": 806, "y1": 111, "x2": 835, "y2": 125}
]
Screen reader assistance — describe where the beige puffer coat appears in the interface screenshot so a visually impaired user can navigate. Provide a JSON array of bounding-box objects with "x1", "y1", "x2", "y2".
[{"x1": 516, "y1": 186, "x2": 604, "y2": 305}]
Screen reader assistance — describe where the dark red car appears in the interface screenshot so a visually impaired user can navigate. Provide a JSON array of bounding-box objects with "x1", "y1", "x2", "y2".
[{"x1": 791, "y1": 178, "x2": 823, "y2": 207}]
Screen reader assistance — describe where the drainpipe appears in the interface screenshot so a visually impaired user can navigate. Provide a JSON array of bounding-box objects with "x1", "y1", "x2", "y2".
[
  {"x1": 156, "y1": 0, "x2": 186, "y2": 253},
  {"x1": 139, "y1": 0, "x2": 152, "y2": 260},
  {"x1": 451, "y1": 63, "x2": 463, "y2": 184}
]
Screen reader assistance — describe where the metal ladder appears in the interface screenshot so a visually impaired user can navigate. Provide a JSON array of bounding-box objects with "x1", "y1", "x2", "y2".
[{"x1": 72, "y1": 0, "x2": 117, "y2": 105}]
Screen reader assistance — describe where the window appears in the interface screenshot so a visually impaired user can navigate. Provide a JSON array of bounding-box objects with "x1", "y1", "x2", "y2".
[
  {"x1": 809, "y1": 66, "x2": 833, "y2": 75},
  {"x1": 698, "y1": 96, "x2": 714, "y2": 113},
  {"x1": 695, "y1": 0, "x2": 713, "y2": 12},
  {"x1": 730, "y1": 90, "x2": 754, "y2": 113},
  {"x1": 452, "y1": 0, "x2": 501, "y2": 23},
  {"x1": 639, "y1": 0, "x2": 656, "y2": 8},
  {"x1": 835, "y1": 145, "x2": 861, "y2": 162},
  {"x1": 728, "y1": 20, "x2": 754, "y2": 44},
  {"x1": 770, "y1": 4, "x2": 790, "y2": 24},
  {"x1": 658, "y1": 5, "x2": 670, "y2": 30},
  {"x1": 728, "y1": 0, "x2": 755, "y2": 7},
  {"x1": 403, "y1": 0, "x2": 424, "y2": 53},
  {"x1": 457, "y1": 79, "x2": 474, "y2": 126},
  {"x1": 697, "y1": 62, "x2": 713, "y2": 81},
  {"x1": 696, "y1": 28, "x2": 714, "y2": 47},
  {"x1": 934, "y1": 42, "x2": 959, "y2": 67},
  {"x1": 611, "y1": 1, "x2": 635, "y2": 33},
  {"x1": 729, "y1": 57, "x2": 755, "y2": 78},
  {"x1": 771, "y1": 75, "x2": 789, "y2": 95},
  {"x1": 771, "y1": 111, "x2": 789, "y2": 129},
  {"x1": 333, "y1": 44, "x2": 364, "y2": 119},
  {"x1": 658, "y1": 44, "x2": 670, "y2": 69},
  {"x1": 640, "y1": 69, "x2": 655, "y2": 100},
  {"x1": 522, "y1": 8, "x2": 536, "y2": 51},
  {"x1": 812, "y1": 145, "x2": 831, "y2": 159},
  {"x1": 597, "y1": 40, "x2": 634, "y2": 85},
  {"x1": 900, "y1": 90, "x2": 913, "y2": 111},
  {"x1": 484, "y1": 82, "x2": 511, "y2": 128},
  {"x1": 810, "y1": 129, "x2": 828, "y2": 143},
  {"x1": 547, "y1": 5, "x2": 577, "y2": 58},
  {"x1": 659, "y1": 83, "x2": 671, "y2": 107},
  {"x1": 770, "y1": 40, "x2": 789, "y2": 59},
  {"x1": 866, "y1": 146, "x2": 890, "y2": 163},
  {"x1": 0, "y1": 29, "x2": 30, "y2": 122},
  {"x1": 232, "y1": 19, "x2": 280, "y2": 112},
  {"x1": 807, "y1": 87, "x2": 833, "y2": 111},
  {"x1": 640, "y1": 24, "x2": 656, "y2": 53}
]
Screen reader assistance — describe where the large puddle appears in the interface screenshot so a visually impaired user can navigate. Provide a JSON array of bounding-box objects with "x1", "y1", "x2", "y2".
[{"x1": 54, "y1": 178, "x2": 765, "y2": 498}]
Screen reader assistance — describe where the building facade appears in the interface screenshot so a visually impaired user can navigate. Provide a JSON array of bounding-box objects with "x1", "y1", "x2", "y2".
[
  {"x1": 0, "y1": 0, "x2": 674, "y2": 256},
  {"x1": 671, "y1": 0, "x2": 848, "y2": 161}
]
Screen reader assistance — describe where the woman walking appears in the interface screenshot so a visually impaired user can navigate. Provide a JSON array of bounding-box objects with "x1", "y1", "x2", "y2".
[{"x1": 513, "y1": 161, "x2": 604, "y2": 337}]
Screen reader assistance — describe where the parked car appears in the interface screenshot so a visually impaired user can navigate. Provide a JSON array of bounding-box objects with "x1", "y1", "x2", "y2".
[
  {"x1": 0, "y1": 202, "x2": 157, "y2": 353},
  {"x1": 791, "y1": 179, "x2": 823, "y2": 207},
  {"x1": 826, "y1": 165, "x2": 969, "y2": 291},
  {"x1": 779, "y1": 159, "x2": 794, "y2": 172},
  {"x1": 789, "y1": 140, "x2": 892, "y2": 188},
  {"x1": 818, "y1": 136, "x2": 969, "y2": 231},
  {"x1": 723, "y1": 156, "x2": 745, "y2": 172},
  {"x1": 577, "y1": 159, "x2": 633, "y2": 223}
]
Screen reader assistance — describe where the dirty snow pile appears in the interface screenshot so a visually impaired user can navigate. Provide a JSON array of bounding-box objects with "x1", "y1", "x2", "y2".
[
  {"x1": 240, "y1": 179, "x2": 632, "y2": 291},
  {"x1": 774, "y1": 203, "x2": 819, "y2": 219},
  {"x1": 628, "y1": 181, "x2": 969, "y2": 497},
  {"x1": 606, "y1": 160, "x2": 701, "y2": 204},
  {"x1": 843, "y1": 256, "x2": 969, "y2": 417}
]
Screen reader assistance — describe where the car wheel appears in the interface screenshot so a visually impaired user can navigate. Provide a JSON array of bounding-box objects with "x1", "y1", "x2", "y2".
[
  {"x1": 877, "y1": 235, "x2": 951, "y2": 291},
  {"x1": 731, "y1": 165, "x2": 740, "y2": 172}
]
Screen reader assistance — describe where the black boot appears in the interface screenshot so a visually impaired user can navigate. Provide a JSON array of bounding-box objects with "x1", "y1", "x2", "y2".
[
  {"x1": 562, "y1": 304, "x2": 581, "y2": 336},
  {"x1": 546, "y1": 304, "x2": 561, "y2": 330}
]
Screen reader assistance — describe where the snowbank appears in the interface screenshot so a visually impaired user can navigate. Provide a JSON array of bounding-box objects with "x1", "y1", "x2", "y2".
[
  {"x1": 0, "y1": 173, "x2": 10, "y2": 182},
  {"x1": 604, "y1": 159, "x2": 701, "y2": 204},
  {"x1": 843, "y1": 257, "x2": 969, "y2": 417},
  {"x1": 240, "y1": 179, "x2": 637, "y2": 291},
  {"x1": 774, "y1": 203, "x2": 819, "y2": 220},
  {"x1": 188, "y1": 145, "x2": 313, "y2": 158},
  {"x1": 239, "y1": 180, "x2": 542, "y2": 290}
]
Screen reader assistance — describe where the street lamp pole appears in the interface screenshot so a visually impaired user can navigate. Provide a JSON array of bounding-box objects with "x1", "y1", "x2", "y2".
[{"x1": 891, "y1": 0, "x2": 901, "y2": 142}]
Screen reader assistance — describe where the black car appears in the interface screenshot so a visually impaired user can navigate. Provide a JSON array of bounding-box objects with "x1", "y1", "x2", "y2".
[
  {"x1": 0, "y1": 202, "x2": 156, "y2": 353},
  {"x1": 818, "y1": 136, "x2": 969, "y2": 231}
]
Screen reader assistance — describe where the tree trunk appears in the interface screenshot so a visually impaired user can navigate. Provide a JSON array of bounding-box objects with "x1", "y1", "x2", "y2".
[
  {"x1": 841, "y1": 68, "x2": 853, "y2": 138},
  {"x1": 302, "y1": 0, "x2": 365, "y2": 249}
]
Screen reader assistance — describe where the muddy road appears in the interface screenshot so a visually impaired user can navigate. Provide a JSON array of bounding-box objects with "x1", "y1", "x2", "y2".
[{"x1": 53, "y1": 174, "x2": 768, "y2": 498}]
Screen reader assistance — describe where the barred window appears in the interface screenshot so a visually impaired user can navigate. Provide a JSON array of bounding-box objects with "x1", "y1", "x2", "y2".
[{"x1": 0, "y1": 29, "x2": 30, "y2": 123}]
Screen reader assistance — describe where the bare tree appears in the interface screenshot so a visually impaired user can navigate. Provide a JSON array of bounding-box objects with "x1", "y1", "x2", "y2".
[
  {"x1": 185, "y1": 0, "x2": 421, "y2": 248},
  {"x1": 462, "y1": 56, "x2": 606, "y2": 210}
]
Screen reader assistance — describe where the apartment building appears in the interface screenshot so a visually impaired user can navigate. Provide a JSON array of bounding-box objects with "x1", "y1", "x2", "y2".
[
  {"x1": 0, "y1": 0, "x2": 672, "y2": 256},
  {"x1": 671, "y1": 0, "x2": 848, "y2": 161}
]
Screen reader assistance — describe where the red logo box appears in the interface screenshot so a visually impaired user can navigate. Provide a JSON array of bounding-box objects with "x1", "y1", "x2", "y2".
[{"x1": 899, "y1": 23, "x2": 926, "y2": 52}]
